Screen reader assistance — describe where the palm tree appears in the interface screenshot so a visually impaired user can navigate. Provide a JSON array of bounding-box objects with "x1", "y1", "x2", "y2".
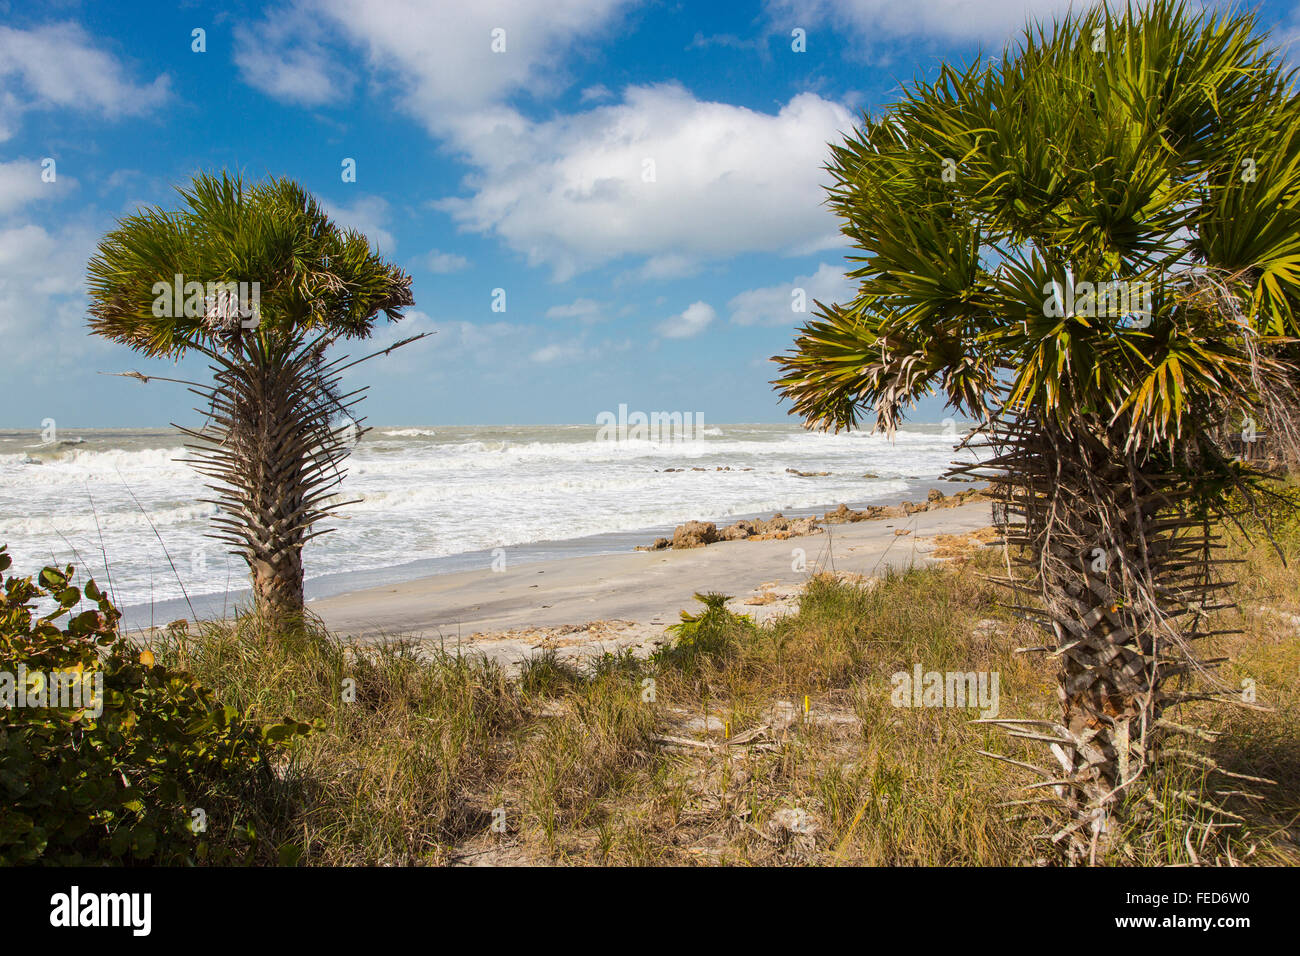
[
  {"x1": 88, "y1": 172, "x2": 419, "y2": 621},
  {"x1": 775, "y1": 1, "x2": 1300, "y2": 861}
]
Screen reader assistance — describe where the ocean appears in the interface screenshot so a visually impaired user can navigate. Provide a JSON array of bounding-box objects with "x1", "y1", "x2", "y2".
[{"x1": 0, "y1": 422, "x2": 981, "y2": 626}]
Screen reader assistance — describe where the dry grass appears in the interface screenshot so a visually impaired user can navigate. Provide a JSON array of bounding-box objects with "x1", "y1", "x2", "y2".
[{"x1": 148, "y1": 515, "x2": 1300, "y2": 866}]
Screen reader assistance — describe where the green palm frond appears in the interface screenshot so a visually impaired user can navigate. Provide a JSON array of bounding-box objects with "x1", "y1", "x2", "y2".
[
  {"x1": 86, "y1": 171, "x2": 414, "y2": 358},
  {"x1": 775, "y1": 0, "x2": 1300, "y2": 452}
]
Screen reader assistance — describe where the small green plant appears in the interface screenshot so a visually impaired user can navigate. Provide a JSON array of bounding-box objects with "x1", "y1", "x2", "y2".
[
  {"x1": 653, "y1": 592, "x2": 752, "y2": 674},
  {"x1": 0, "y1": 545, "x2": 311, "y2": 865}
]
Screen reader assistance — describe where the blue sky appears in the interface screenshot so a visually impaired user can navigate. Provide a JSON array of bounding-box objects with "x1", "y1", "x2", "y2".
[{"x1": 2, "y1": 0, "x2": 1297, "y2": 428}]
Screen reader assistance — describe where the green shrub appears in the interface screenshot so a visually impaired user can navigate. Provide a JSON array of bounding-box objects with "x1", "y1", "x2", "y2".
[
  {"x1": 652, "y1": 592, "x2": 752, "y2": 675},
  {"x1": 0, "y1": 545, "x2": 311, "y2": 865}
]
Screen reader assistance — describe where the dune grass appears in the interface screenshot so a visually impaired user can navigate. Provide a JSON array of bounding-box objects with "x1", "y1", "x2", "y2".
[{"x1": 146, "y1": 517, "x2": 1300, "y2": 866}]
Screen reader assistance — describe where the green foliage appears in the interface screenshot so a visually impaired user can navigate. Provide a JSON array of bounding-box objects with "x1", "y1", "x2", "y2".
[
  {"x1": 86, "y1": 171, "x2": 413, "y2": 358},
  {"x1": 518, "y1": 648, "x2": 586, "y2": 698},
  {"x1": 653, "y1": 592, "x2": 752, "y2": 673},
  {"x1": 775, "y1": 0, "x2": 1300, "y2": 455},
  {"x1": 0, "y1": 545, "x2": 311, "y2": 865}
]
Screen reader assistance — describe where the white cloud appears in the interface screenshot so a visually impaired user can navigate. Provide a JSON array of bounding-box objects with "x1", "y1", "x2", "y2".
[
  {"x1": 728, "y1": 262, "x2": 855, "y2": 327},
  {"x1": 530, "y1": 339, "x2": 590, "y2": 363},
  {"x1": 657, "y1": 300, "x2": 715, "y2": 339},
  {"x1": 320, "y1": 195, "x2": 396, "y2": 253},
  {"x1": 765, "y1": 0, "x2": 1075, "y2": 46},
  {"x1": 0, "y1": 22, "x2": 170, "y2": 140},
  {"x1": 546, "y1": 297, "x2": 605, "y2": 322},
  {"x1": 636, "y1": 253, "x2": 700, "y2": 281},
  {"x1": 435, "y1": 85, "x2": 853, "y2": 279},
  {"x1": 0, "y1": 159, "x2": 76, "y2": 215},
  {"x1": 234, "y1": 7, "x2": 349, "y2": 107},
  {"x1": 357, "y1": 311, "x2": 602, "y2": 374},
  {"x1": 352, "y1": 312, "x2": 522, "y2": 378},
  {"x1": 426, "y1": 249, "x2": 470, "y2": 273},
  {"x1": 0, "y1": 220, "x2": 106, "y2": 366},
  {"x1": 234, "y1": 5, "x2": 851, "y2": 280},
  {"x1": 236, "y1": 0, "x2": 632, "y2": 115}
]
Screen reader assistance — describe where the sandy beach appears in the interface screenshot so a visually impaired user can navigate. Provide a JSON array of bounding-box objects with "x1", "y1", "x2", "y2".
[{"x1": 311, "y1": 497, "x2": 997, "y2": 667}]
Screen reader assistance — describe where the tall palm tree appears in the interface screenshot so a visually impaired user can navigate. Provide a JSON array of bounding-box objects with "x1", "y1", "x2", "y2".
[
  {"x1": 88, "y1": 172, "x2": 418, "y2": 621},
  {"x1": 775, "y1": 1, "x2": 1300, "y2": 861}
]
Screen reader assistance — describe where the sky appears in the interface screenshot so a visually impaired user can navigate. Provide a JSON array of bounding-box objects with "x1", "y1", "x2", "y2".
[{"x1": 2, "y1": 0, "x2": 1298, "y2": 428}]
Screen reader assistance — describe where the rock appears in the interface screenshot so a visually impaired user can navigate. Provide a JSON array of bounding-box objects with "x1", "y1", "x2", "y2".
[
  {"x1": 822, "y1": 503, "x2": 871, "y2": 523},
  {"x1": 768, "y1": 807, "x2": 821, "y2": 858},
  {"x1": 718, "y1": 520, "x2": 755, "y2": 541},
  {"x1": 768, "y1": 701, "x2": 799, "y2": 732},
  {"x1": 672, "y1": 520, "x2": 718, "y2": 549},
  {"x1": 769, "y1": 807, "x2": 820, "y2": 837},
  {"x1": 762, "y1": 514, "x2": 791, "y2": 532},
  {"x1": 786, "y1": 467, "x2": 830, "y2": 477},
  {"x1": 862, "y1": 472, "x2": 879, "y2": 478},
  {"x1": 927, "y1": 488, "x2": 945, "y2": 503},
  {"x1": 683, "y1": 715, "x2": 726, "y2": 733},
  {"x1": 789, "y1": 516, "x2": 819, "y2": 535},
  {"x1": 635, "y1": 537, "x2": 671, "y2": 552}
]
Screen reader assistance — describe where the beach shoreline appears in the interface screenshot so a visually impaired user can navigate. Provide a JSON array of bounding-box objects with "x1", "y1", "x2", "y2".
[
  {"x1": 118, "y1": 477, "x2": 985, "y2": 628},
  {"x1": 306, "y1": 497, "x2": 997, "y2": 667}
]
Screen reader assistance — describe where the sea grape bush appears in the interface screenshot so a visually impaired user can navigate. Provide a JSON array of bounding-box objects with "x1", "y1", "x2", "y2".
[{"x1": 0, "y1": 545, "x2": 311, "y2": 865}]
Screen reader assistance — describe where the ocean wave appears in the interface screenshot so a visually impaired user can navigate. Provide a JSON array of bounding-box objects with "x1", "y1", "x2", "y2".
[{"x1": 1, "y1": 424, "x2": 979, "y2": 611}]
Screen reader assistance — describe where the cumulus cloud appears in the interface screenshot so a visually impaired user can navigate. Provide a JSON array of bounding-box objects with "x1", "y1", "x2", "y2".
[
  {"x1": 728, "y1": 262, "x2": 855, "y2": 327},
  {"x1": 530, "y1": 339, "x2": 590, "y2": 363},
  {"x1": 0, "y1": 220, "x2": 107, "y2": 366},
  {"x1": 546, "y1": 297, "x2": 605, "y2": 322},
  {"x1": 0, "y1": 158, "x2": 76, "y2": 215},
  {"x1": 234, "y1": 5, "x2": 350, "y2": 106},
  {"x1": 765, "y1": 0, "x2": 1075, "y2": 47},
  {"x1": 426, "y1": 249, "x2": 471, "y2": 274},
  {"x1": 0, "y1": 22, "x2": 170, "y2": 140},
  {"x1": 656, "y1": 300, "x2": 715, "y2": 339},
  {"x1": 435, "y1": 85, "x2": 852, "y2": 279},
  {"x1": 235, "y1": 0, "x2": 632, "y2": 115},
  {"x1": 580, "y1": 84, "x2": 614, "y2": 103},
  {"x1": 233, "y1": 4, "x2": 852, "y2": 280},
  {"x1": 320, "y1": 195, "x2": 396, "y2": 253}
]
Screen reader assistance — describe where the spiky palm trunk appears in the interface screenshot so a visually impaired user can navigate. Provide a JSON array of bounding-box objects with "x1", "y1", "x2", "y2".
[
  {"x1": 967, "y1": 415, "x2": 1231, "y2": 861},
  {"x1": 179, "y1": 332, "x2": 363, "y2": 622}
]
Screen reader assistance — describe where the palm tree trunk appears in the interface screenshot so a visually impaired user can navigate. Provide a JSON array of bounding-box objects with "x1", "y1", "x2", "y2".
[
  {"x1": 976, "y1": 416, "x2": 1225, "y2": 861},
  {"x1": 242, "y1": 354, "x2": 308, "y2": 619},
  {"x1": 179, "y1": 332, "x2": 361, "y2": 626}
]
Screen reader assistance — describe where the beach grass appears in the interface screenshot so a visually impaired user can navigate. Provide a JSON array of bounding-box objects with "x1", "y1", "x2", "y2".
[{"x1": 147, "y1": 515, "x2": 1300, "y2": 866}]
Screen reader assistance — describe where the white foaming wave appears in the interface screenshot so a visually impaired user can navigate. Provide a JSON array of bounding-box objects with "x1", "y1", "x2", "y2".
[
  {"x1": 327, "y1": 478, "x2": 915, "y2": 561},
  {"x1": 1, "y1": 446, "x2": 192, "y2": 482},
  {"x1": 2, "y1": 425, "x2": 977, "y2": 611},
  {"x1": 379, "y1": 428, "x2": 438, "y2": 437},
  {"x1": 351, "y1": 431, "x2": 964, "y2": 471},
  {"x1": 0, "y1": 501, "x2": 218, "y2": 537}
]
